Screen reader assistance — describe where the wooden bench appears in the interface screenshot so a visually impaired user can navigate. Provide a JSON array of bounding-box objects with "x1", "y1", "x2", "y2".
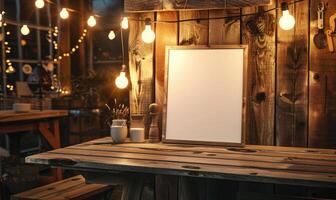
[{"x1": 12, "y1": 175, "x2": 112, "y2": 200}]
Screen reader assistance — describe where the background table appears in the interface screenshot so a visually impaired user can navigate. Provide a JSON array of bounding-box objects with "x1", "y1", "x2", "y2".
[{"x1": 26, "y1": 137, "x2": 336, "y2": 199}]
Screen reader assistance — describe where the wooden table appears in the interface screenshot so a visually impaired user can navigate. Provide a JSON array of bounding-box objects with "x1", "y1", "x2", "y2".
[
  {"x1": 0, "y1": 110, "x2": 68, "y2": 181},
  {"x1": 26, "y1": 137, "x2": 336, "y2": 199},
  {"x1": 0, "y1": 110, "x2": 68, "y2": 149}
]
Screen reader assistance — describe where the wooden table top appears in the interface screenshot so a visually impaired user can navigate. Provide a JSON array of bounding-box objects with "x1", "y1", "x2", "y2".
[
  {"x1": 0, "y1": 110, "x2": 68, "y2": 123},
  {"x1": 26, "y1": 137, "x2": 336, "y2": 188}
]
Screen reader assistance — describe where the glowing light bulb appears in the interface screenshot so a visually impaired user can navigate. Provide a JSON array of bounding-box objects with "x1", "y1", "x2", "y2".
[
  {"x1": 87, "y1": 16, "x2": 96, "y2": 27},
  {"x1": 121, "y1": 17, "x2": 128, "y2": 29},
  {"x1": 279, "y1": 2, "x2": 295, "y2": 30},
  {"x1": 60, "y1": 8, "x2": 69, "y2": 19},
  {"x1": 115, "y1": 71, "x2": 129, "y2": 89},
  {"x1": 108, "y1": 30, "x2": 115, "y2": 40},
  {"x1": 141, "y1": 18, "x2": 155, "y2": 44},
  {"x1": 35, "y1": 0, "x2": 45, "y2": 8},
  {"x1": 21, "y1": 25, "x2": 30, "y2": 35}
]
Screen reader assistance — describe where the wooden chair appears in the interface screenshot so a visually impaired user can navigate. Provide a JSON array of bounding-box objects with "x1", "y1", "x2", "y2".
[{"x1": 12, "y1": 175, "x2": 113, "y2": 200}]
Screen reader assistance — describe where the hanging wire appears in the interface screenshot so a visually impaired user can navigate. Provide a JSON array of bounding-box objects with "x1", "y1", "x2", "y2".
[{"x1": 120, "y1": 27, "x2": 125, "y2": 65}]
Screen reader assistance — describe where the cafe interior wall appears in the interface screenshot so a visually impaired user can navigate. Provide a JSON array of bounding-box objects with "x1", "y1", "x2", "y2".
[
  {"x1": 129, "y1": 0, "x2": 336, "y2": 149},
  {"x1": 126, "y1": 0, "x2": 336, "y2": 198}
]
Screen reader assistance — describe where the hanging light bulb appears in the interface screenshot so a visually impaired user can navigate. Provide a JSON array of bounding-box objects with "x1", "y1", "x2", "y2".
[
  {"x1": 60, "y1": 8, "x2": 69, "y2": 19},
  {"x1": 87, "y1": 15, "x2": 96, "y2": 27},
  {"x1": 279, "y1": 2, "x2": 295, "y2": 30},
  {"x1": 115, "y1": 64, "x2": 129, "y2": 89},
  {"x1": 108, "y1": 30, "x2": 116, "y2": 40},
  {"x1": 121, "y1": 17, "x2": 128, "y2": 29},
  {"x1": 141, "y1": 18, "x2": 155, "y2": 44},
  {"x1": 35, "y1": 0, "x2": 45, "y2": 8},
  {"x1": 21, "y1": 25, "x2": 30, "y2": 35}
]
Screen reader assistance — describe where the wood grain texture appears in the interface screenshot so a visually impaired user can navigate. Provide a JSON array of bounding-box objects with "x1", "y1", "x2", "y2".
[
  {"x1": 276, "y1": 0, "x2": 309, "y2": 147},
  {"x1": 125, "y1": 0, "x2": 272, "y2": 12},
  {"x1": 12, "y1": 175, "x2": 111, "y2": 200},
  {"x1": 0, "y1": 110, "x2": 68, "y2": 123},
  {"x1": 209, "y1": 9, "x2": 241, "y2": 44},
  {"x1": 309, "y1": 0, "x2": 336, "y2": 149},
  {"x1": 129, "y1": 13, "x2": 154, "y2": 116},
  {"x1": 242, "y1": 4, "x2": 276, "y2": 145},
  {"x1": 155, "y1": 12, "x2": 178, "y2": 137},
  {"x1": 26, "y1": 137, "x2": 336, "y2": 188},
  {"x1": 179, "y1": 10, "x2": 209, "y2": 45}
]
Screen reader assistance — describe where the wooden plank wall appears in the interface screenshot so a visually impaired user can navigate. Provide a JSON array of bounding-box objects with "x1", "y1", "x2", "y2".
[
  {"x1": 127, "y1": 2, "x2": 336, "y2": 198},
  {"x1": 129, "y1": 0, "x2": 336, "y2": 149}
]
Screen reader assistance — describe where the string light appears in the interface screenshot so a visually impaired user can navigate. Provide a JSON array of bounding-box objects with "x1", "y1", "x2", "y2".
[
  {"x1": 141, "y1": 18, "x2": 155, "y2": 43},
  {"x1": 108, "y1": 30, "x2": 115, "y2": 40},
  {"x1": 115, "y1": 65, "x2": 129, "y2": 89},
  {"x1": 87, "y1": 16, "x2": 96, "y2": 27},
  {"x1": 121, "y1": 17, "x2": 128, "y2": 29},
  {"x1": 21, "y1": 25, "x2": 30, "y2": 35},
  {"x1": 279, "y1": 2, "x2": 295, "y2": 30},
  {"x1": 60, "y1": 8, "x2": 69, "y2": 19},
  {"x1": 35, "y1": 0, "x2": 45, "y2": 9}
]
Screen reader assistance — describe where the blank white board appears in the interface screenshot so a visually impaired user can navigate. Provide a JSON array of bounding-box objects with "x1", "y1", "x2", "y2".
[{"x1": 163, "y1": 46, "x2": 247, "y2": 146}]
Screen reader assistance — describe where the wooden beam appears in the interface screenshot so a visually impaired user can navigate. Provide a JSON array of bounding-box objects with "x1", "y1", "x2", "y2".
[
  {"x1": 125, "y1": 0, "x2": 272, "y2": 12},
  {"x1": 276, "y1": 0, "x2": 309, "y2": 147}
]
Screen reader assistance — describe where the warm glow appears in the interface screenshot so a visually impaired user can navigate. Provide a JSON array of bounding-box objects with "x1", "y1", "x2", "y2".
[
  {"x1": 108, "y1": 30, "x2": 115, "y2": 40},
  {"x1": 35, "y1": 0, "x2": 45, "y2": 8},
  {"x1": 115, "y1": 72, "x2": 128, "y2": 89},
  {"x1": 60, "y1": 8, "x2": 69, "y2": 19},
  {"x1": 279, "y1": 10, "x2": 295, "y2": 30},
  {"x1": 87, "y1": 16, "x2": 96, "y2": 27},
  {"x1": 21, "y1": 25, "x2": 30, "y2": 35},
  {"x1": 141, "y1": 25, "x2": 155, "y2": 43},
  {"x1": 121, "y1": 17, "x2": 128, "y2": 29}
]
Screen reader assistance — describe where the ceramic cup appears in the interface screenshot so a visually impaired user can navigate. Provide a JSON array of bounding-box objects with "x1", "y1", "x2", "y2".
[{"x1": 130, "y1": 128, "x2": 145, "y2": 143}]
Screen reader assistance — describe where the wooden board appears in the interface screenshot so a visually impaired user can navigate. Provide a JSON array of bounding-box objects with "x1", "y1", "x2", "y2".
[
  {"x1": 276, "y1": 0, "x2": 309, "y2": 147},
  {"x1": 125, "y1": 0, "x2": 272, "y2": 12},
  {"x1": 155, "y1": 12, "x2": 178, "y2": 137},
  {"x1": 0, "y1": 110, "x2": 68, "y2": 123},
  {"x1": 308, "y1": 0, "x2": 336, "y2": 148},
  {"x1": 12, "y1": 175, "x2": 111, "y2": 200},
  {"x1": 26, "y1": 137, "x2": 336, "y2": 188},
  {"x1": 241, "y1": 4, "x2": 276, "y2": 145}
]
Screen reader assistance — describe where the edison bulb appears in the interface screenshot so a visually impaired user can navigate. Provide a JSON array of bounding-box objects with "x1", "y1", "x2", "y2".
[
  {"x1": 115, "y1": 72, "x2": 128, "y2": 89},
  {"x1": 21, "y1": 25, "x2": 30, "y2": 35},
  {"x1": 279, "y1": 10, "x2": 295, "y2": 30},
  {"x1": 108, "y1": 30, "x2": 115, "y2": 40},
  {"x1": 60, "y1": 8, "x2": 69, "y2": 19},
  {"x1": 87, "y1": 16, "x2": 96, "y2": 27},
  {"x1": 35, "y1": 0, "x2": 45, "y2": 8},
  {"x1": 141, "y1": 25, "x2": 155, "y2": 43},
  {"x1": 121, "y1": 17, "x2": 128, "y2": 29}
]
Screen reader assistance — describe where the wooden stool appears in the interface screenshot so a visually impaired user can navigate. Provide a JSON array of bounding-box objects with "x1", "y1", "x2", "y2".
[{"x1": 12, "y1": 175, "x2": 112, "y2": 200}]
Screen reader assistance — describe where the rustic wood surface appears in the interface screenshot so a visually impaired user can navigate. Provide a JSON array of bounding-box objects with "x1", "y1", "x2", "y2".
[
  {"x1": 125, "y1": 0, "x2": 271, "y2": 12},
  {"x1": 309, "y1": 0, "x2": 336, "y2": 148},
  {"x1": 26, "y1": 137, "x2": 336, "y2": 188},
  {"x1": 276, "y1": 0, "x2": 309, "y2": 147},
  {"x1": 242, "y1": 3, "x2": 276, "y2": 145},
  {"x1": 12, "y1": 175, "x2": 111, "y2": 200},
  {"x1": 0, "y1": 110, "x2": 68, "y2": 123}
]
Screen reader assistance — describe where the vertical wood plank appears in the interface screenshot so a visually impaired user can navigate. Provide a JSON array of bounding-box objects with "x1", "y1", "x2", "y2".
[
  {"x1": 155, "y1": 175, "x2": 178, "y2": 200},
  {"x1": 155, "y1": 12, "x2": 178, "y2": 136},
  {"x1": 309, "y1": 0, "x2": 336, "y2": 148},
  {"x1": 276, "y1": 0, "x2": 309, "y2": 147},
  {"x1": 179, "y1": 10, "x2": 209, "y2": 45},
  {"x1": 242, "y1": 4, "x2": 276, "y2": 145},
  {"x1": 129, "y1": 13, "x2": 154, "y2": 117},
  {"x1": 209, "y1": 9, "x2": 241, "y2": 45}
]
